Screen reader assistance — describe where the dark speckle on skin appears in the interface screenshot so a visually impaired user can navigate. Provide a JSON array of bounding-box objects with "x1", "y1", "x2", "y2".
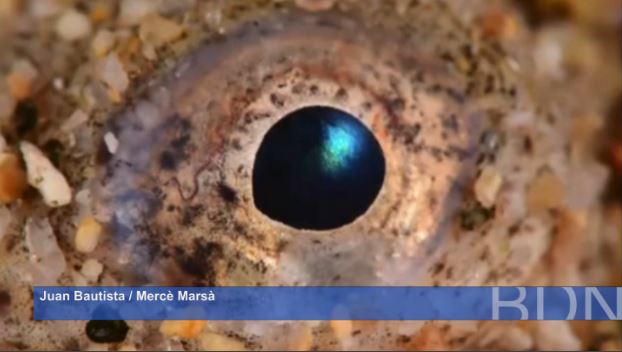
[
  {"x1": 460, "y1": 202, "x2": 494, "y2": 230},
  {"x1": 432, "y1": 262, "x2": 445, "y2": 275},
  {"x1": 508, "y1": 222, "x2": 521, "y2": 237},
  {"x1": 446, "y1": 145, "x2": 471, "y2": 161},
  {"x1": 62, "y1": 339, "x2": 80, "y2": 351},
  {"x1": 397, "y1": 335, "x2": 411, "y2": 344},
  {"x1": 0, "y1": 290, "x2": 11, "y2": 314},
  {"x1": 445, "y1": 87, "x2": 465, "y2": 104},
  {"x1": 428, "y1": 146, "x2": 445, "y2": 162},
  {"x1": 442, "y1": 114, "x2": 460, "y2": 132},
  {"x1": 171, "y1": 134, "x2": 191, "y2": 150},
  {"x1": 157, "y1": 117, "x2": 193, "y2": 170},
  {"x1": 159, "y1": 150, "x2": 178, "y2": 170},
  {"x1": 176, "y1": 239, "x2": 224, "y2": 285},
  {"x1": 217, "y1": 182, "x2": 238, "y2": 204},
  {"x1": 388, "y1": 97, "x2": 405, "y2": 113},
  {"x1": 180, "y1": 204, "x2": 205, "y2": 226},
  {"x1": 523, "y1": 135, "x2": 534, "y2": 154},
  {"x1": 269, "y1": 93, "x2": 285, "y2": 108},
  {"x1": 335, "y1": 87, "x2": 348, "y2": 100}
]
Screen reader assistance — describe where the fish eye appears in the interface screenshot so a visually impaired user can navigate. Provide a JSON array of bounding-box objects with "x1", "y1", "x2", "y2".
[
  {"x1": 93, "y1": 4, "x2": 481, "y2": 288},
  {"x1": 252, "y1": 105, "x2": 386, "y2": 230}
]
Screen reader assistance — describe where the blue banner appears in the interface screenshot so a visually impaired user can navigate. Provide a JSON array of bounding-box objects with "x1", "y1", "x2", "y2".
[{"x1": 33, "y1": 286, "x2": 622, "y2": 320}]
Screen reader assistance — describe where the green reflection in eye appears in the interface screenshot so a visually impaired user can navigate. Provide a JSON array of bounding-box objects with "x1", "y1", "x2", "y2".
[{"x1": 321, "y1": 121, "x2": 359, "y2": 173}]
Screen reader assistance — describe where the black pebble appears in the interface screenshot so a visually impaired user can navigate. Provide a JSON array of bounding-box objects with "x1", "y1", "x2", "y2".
[
  {"x1": 15, "y1": 100, "x2": 38, "y2": 136},
  {"x1": 85, "y1": 320, "x2": 129, "y2": 343}
]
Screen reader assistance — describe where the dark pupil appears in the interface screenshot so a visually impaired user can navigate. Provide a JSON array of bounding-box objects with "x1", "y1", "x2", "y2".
[{"x1": 252, "y1": 106, "x2": 385, "y2": 230}]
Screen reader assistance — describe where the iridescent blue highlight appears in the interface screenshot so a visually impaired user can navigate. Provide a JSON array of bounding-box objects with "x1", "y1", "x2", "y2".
[
  {"x1": 252, "y1": 106, "x2": 385, "y2": 230},
  {"x1": 321, "y1": 121, "x2": 360, "y2": 172}
]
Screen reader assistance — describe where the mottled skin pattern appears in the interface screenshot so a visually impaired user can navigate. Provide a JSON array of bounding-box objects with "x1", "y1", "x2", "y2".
[{"x1": 0, "y1": 0, "x2": 619, "y2": 350}]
